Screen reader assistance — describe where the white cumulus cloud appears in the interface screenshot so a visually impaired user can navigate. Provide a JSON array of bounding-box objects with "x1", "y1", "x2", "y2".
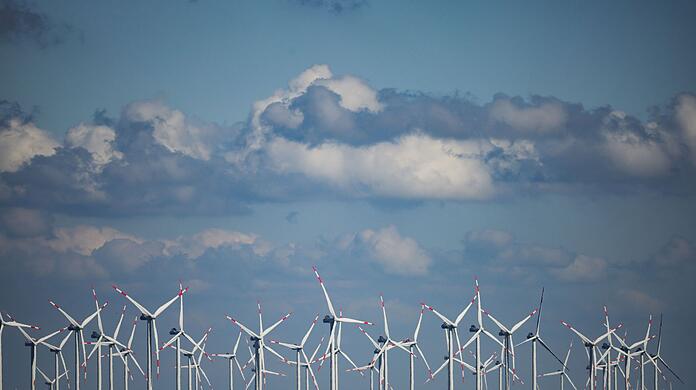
[
  {"x1": 266, "y1": 133, "x2": 496, "y2": 200},
  {"x1": 0, "y1": 119, "x2": 59, "y2": 172},
  {"x1": 65, "y1": 123, "x2": 123, "y2": 166}
]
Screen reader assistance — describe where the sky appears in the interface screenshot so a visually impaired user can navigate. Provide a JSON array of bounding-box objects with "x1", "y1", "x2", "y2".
[{"x1": 1, "y1": 0, "x2": 695, "y2": 389}]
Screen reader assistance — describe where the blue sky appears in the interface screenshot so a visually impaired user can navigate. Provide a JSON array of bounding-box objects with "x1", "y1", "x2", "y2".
[{"x1": 1, "y1": 0, "x2": 695, "y2": 389}]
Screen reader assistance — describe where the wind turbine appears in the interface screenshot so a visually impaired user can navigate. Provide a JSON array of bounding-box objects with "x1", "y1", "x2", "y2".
[
  {"x1": 421, "y1": 287, "x2": 481, "y2": 390},
  {"x1": 352, "y1": 325, "x2": 397, "y2": 390},
  {"x1": 85, "y1": 289, "x2": 129, "y2": 390},
  {"x1": 611, "y1": 316, "x2": 653, "y2": 390},
  {"x1": 242, "y1": 337, "x2": 287, "y2": 390},
  {"x1": 483, "y1": 306, "x2": 537, "y2": 390},
  {"x1": 515, "y1": 288, "x2": 564, "y2": 390},
  {"x1": 36, "y1": 366, "x2": 68, "y2": 390},
  {"x1": 41, "y1": 328, "x2": 74, "y2": 390},
  {"x1": 17, "y1": 326, "x2": 67, "y2": 390},
  {"x1": 157, "y1": 282, "x2": 190, "y2": 390},
  {"x1": 226, "y1": 301, "x2": 291, "y2": 390},
  {"x1": 211, "y1": 332, "x2": 247, "y2": 390},
  {"x1": 49, "y1": 297, "x2": 107, "y2": 390},
  {"x1": 365, "y1": 295, "x2": 416, "y2": 390},
  {"x1": 648, "y1": 315, "x2": 683, "y2": 389},
  {"x1": 111, "y1": 316, "x2": 146, "y2": 390},
  {"x1": 539, "y1": 340, "x2": 577, "y2": 390},
  {"x1": 311, "y1": 266, "x2": 372, "y2": 390},
  {"x1": 398, "y1": 304, "x2": 433, "y2": 390},
  {"x1": 181, "y1": 339, "x2": 212, "y2": 390},
  {"x1": 113, "y1": 283, "x2": 188, "y2": 389},
  {"x1": 167, "y1": 328, "x2": 211, "y2": 390},
  {"x1": 561, "y1": 319, "x2": 621, "y2": 390},
  {"x1": 269, "y1": 314, "x2": 321, "y2": 390},
  {"x1": 0, "y1": 312, "x2": 40, "y2": 390},
  {"x1": 460, "y1": 278, "x2": 505, "y2": 390}
]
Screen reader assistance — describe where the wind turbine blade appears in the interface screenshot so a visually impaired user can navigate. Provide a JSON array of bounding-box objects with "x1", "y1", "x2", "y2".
[
  {"x1": 312, "y1": 266, "x2": 336, "y2": 316},
  {"x1": 421, "y1": 303, "x2": 454, "y2": 326},
  {"x1": 460, "y1": 329, "x2": 481, "y2": 352},
  {"x1": 483, "y1": 310, "x2": 511, "y2": 334},
  {"x1": 302, "y1": 349, "x2": 319, "y2": 389},
  {"x1": 336, "y1": 316, "x2": 372, "y2": 325},
  {"x1": 358, "y1": 326, "x2": 379, "y2": 349},
  {"x1": 226, "y1": 316, "x2": 260, "y2": 339},
  {"x1": 127, "y1": 317, "x2": 138, "y2": 348},
  {"x1": 379, "y1": 295, "x2": 390, "y2": 339},
  {"x1": 48, "y1": 301, "x2": 79, "y2": 327},
  {"x1": 81, "y1": 302, "x2": 108, "y2": 328},
  {"x1": 593, "y1": 323, "x2": 622, "y2": 345},
  {"x1": 511, "y1": 309, "x2": 538, "y2": 333},
  {"x1": 233, "y1": 331, "x2": 242, "y2": 354},
  {"x1": 414, "y1": 343, "x2": 433, "y2": 377},
  {"x1": 309, "y1": 336, "x2": 325, "y2": 362},
  {"x1": 159, "y1": 331, "x2": 183, "y2": 351},
  {"x1": 454, "y1": 295, "x2": 476, "y2": 326},
  {"x1": 414, "y1": 304, "x2": 424, "y2": 341},
  {"x1": 112, "y1": 285, "x2": 152, "y2": 316},
  {"x1": 261, "y1": 312, "x2": 292, "y2": 337},
  {"x1": 482, "y1": 329, "x2": 505, "y2": 348},
  {"x1": 112, "y1": 305, "x2": 127, "y2": 340},
  {"x1": 538, "y1": 337, "x2": 565, "y2": 366},
  {"x1": 36, "y1": 366, "x2": 51, "y2": 383},
  {"x1": 153, "y1": 288, "x2": 186, "y2": 318},
  {"x1": 658, "y1": 356, "x2": 684, "y2": 384},
  {"x1": 535, "y1": 288, "x2": 544, "y2": 335},
  {"x1": 301, "y1": 314, "x2": 320, "y2": 347},
  {"x1": 235, "y1": 356, "x2": 246, "y2": 381},
  {"x1": 560, "y1": 321, "x2": 592, "y2": 345},
  {"x1": 38, "y1": 326, "x2": 68, "y2": 343}
]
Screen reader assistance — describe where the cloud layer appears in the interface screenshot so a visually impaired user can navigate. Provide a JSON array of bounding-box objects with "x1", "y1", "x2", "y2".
[{"x1": 1, "y1": 65, "x2": 696, "y2": 218}]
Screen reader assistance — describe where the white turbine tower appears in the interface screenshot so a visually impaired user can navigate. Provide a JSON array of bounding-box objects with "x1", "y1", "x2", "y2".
[
  {"x1": 49, "y1": 297, "x2": 107, "y2": 390},
  {"x1": 226, "y1": 301, "x2": 291, "y2": 390},
  {"x1": 561, "y1": 319, "x2": 621, "y2": 390},
  {"x1": 211, "y1": 332, "x2": 247, "y2": 390},
  {"x1": 269, "y1": 314, "x2": 321, "y2": 390},
  {"x1": 539, "y1": 341, "x2": 577, "y2": 390},
  {"x1": 17, "y1": 326, "x2": 67, "y2": 390},
  {"x1": 0, "y1": 312, "x2": 40, "y2": 390},
  {"x1": 112, "y1": 283, "x2": 188, "y2": 389},
  {"x1": 311, "y1": 266, "x2": 372, "y2": 390}
]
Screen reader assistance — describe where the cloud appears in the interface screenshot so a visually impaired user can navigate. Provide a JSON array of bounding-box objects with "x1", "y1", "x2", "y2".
[
  {"x1": 617, "y1": 288, "x2": 663, "y2": 313},
  {"x1": 652, "y1": 236, "x2": 695, "y2": 267},
  {"x1": 0, "y1": 117, "x2": 58, "y2": 172},
  {"x1": 675, "y1": 94, "x2": 696, "y2": 166},
  {"x1": 489, "y1": 96, "x2": 567, "y2": 132},
  {"x1": 65, "y1": 123, "x2": 123, "y2": 167},
  {"x1": 46, "y1": 225, "x2": 139, "y2": 256},
  {"x1": 549, "y1": 255, "x2": 608, "y2": 283},
  {"x1": 2, "y1": 67, "x2": 696, "y2": 219},
  {"x1": 0, "y1": 207, "x2": 52, "y2": 237},
  {"x1": 0, "y1": 0, "x2": 73, "y2": 47},
  {"x1": 265, "y1": 133, "x2": 497, "y2": 200},
  {"x1": 123, "y1": 100, "x2": 228, "y2": 161},
  {"x1": 345, "y1": 225, "x2": 432, "y2": 276},
  {"x1": 291, "y1": 0, "x2": 367, "y2": 13},
  {"x1": 285, "y1": 211, "x2": 299, "y2": 224}
]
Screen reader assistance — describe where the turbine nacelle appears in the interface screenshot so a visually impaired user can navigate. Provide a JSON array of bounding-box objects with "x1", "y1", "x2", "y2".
[
  {"x1": 527, "y1": 332, "x2": 534, "y2": 339},
  {"x1": 377, "y1": 335, "x2": 387, "y2": 344},
  {"x1": 469, "y1": 325, "x2": 479, "y2": 333},
  {"x1": 169, "y1": 328, "x2": 178, "y2": 335},
  {"x1": 322, "y1": 315, "x2": 334, "y2": 324}
]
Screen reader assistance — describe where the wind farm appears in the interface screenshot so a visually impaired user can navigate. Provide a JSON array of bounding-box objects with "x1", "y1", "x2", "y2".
[{"x1": 0, "y1": 267, "x2": 684, "y2": 390}]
